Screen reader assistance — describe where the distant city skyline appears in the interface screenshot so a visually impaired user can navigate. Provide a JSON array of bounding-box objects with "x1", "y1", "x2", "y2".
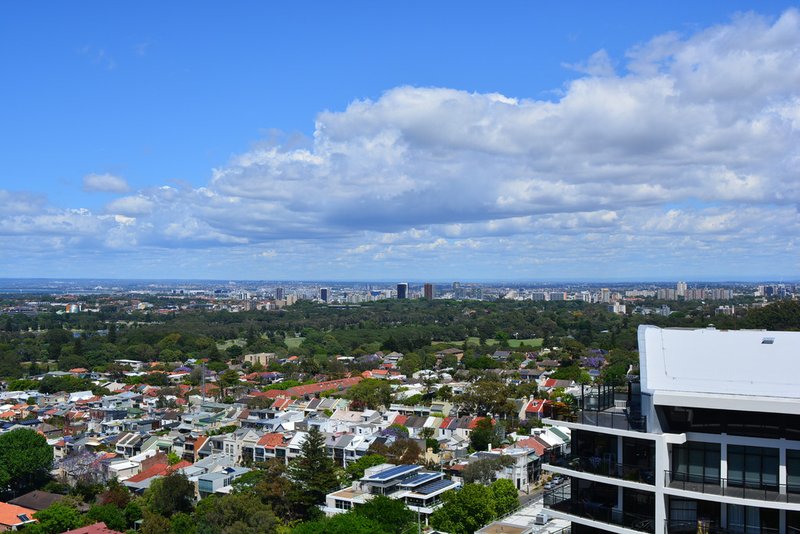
[{"x1": 1, "y1": 3, "x2": 798, "y2": 280}]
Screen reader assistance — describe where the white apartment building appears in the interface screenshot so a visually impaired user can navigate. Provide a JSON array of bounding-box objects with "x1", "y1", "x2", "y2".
[{"x1": 542, "y1": 325, "x2": 800, "y2": 534}]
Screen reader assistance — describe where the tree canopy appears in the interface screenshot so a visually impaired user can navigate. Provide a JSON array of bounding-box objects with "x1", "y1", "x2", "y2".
[{"x1": 0, "y1": 428, "x2": 53, "y2": 498}]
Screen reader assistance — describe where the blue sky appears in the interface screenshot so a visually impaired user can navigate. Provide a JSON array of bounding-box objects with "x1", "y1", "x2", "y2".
[{"x1": 1, "y1": 2, "x2": 798, "y2": 281}]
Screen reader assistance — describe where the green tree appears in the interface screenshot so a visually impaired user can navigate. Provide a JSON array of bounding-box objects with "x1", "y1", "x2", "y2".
[
  {"x1": 429, "y1": 484, "x2": 496, "y2": 534},
  {"x1": 86, "y1": 504, "x2": 127, "y2": 531},
  {"x1": 461, "y1": 456, "x2": 514, "y2": 485},
  {"x1": 169, "y1": 512, "x2": 196, "y2": 534},
  {"x1": 292, "y1": 512, "x2": 388, "y2": 534},
  {"x1": 456, "y1": 379, "x2": 515, "y2": 418},
  {"x1": 0, "y1": 428, "x2": 53, "y2": 498},
  {"x1": 352, "y1": 495, "x2": 414, "y2": 534},
  {"x1": 288, "y1": 427, "x2": 340, "y2": 510},
  {"x1": 490, "y1": 478, "x2": 519, "y2": 516},
  {"x1": 240, "y1": 460, "x2": 307, "y2": 522},
  {"x1": 345, "y1": 378, "x2": 392, "y2": 410},
  {"x1": 469, "y1": 418, "x2": 499, "y2": 453},
  {"x1": 217, "y1": 369, "x2": 241, "y2": 398},
  {"x1": 27, "y1": 502, "x2": 83, "y2": 534},
  {"x1": 144, "y1": 473, "x2": 195, "y2": 516},
  {"x1": 194, "y1": 492, "x2": 276, "y2": 534},
  {"x1": 140, "y1": 511, "x2": 172, "y2": 534}
]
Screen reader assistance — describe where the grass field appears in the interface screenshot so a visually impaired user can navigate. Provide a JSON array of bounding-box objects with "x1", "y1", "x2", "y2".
[{"x1": 284, "y1": 337, "x2": 305, "y2": 349}]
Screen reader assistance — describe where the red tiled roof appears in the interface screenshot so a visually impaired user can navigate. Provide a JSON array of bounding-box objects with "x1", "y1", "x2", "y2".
[
  {"x1": 439, "y1": 417, "x2": 453, "y2": 429},
  {"x1": 525, "y1": 399, "x2": 552, "y2": 413},
  {"x1": 125, "y1": 463, "x2": 168, "y2": 483},
  {"x1": 0, "y1": 502, "x2": 37, "y2": 528},
  {"x1": 286, "y1": 377, "x2": 362, "y2": 397},
  {"x1": 515, "y1": 437, "x2": 547, "y2": 456},
  {"x1": 257, "y1": 433, "x2": 285, "y2": 448},
  {"x1": 393, "y1": 415, "x2": 408, "y2": 426},
  {"x1": 271, "y1": 397, "x2": 292, "y2": 410},
  {"x1": 169, "y1": 460, "x2": 191, "y2": 472},
  {"x1": 250, "y1": 390, "x2": 286, "y2": 399},
  {"x1": 468, "y1": 417, "x2": 491, "y2": 429}
]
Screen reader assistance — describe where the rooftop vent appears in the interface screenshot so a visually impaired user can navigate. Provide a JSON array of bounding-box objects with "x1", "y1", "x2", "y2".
[{"x1": 762, "y1": 337, "x2": 775, "y2": 345}]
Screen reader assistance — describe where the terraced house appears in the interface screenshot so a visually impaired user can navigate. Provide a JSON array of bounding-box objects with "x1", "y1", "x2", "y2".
[{"x1": 542, "y1": 325, "x2": 800, "y2": 534}]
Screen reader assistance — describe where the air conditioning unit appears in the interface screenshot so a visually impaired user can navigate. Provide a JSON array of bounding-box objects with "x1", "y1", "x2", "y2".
[{"x1": 534, "y1": 513, "x2": 549, "y2": 525}]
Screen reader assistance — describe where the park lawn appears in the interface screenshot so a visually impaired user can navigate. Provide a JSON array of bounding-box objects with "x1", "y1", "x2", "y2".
[
  {"x1": 217, "y1": 339, "x2": 246, "y2": 350},
  {"x1": 284, "y1": 337, "x2": 305, "y2": 349}
]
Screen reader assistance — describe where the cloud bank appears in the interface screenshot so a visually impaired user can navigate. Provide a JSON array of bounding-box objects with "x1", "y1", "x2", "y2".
[{"x1": 2, "y1": 9, "x2": 799, "y2": 279}]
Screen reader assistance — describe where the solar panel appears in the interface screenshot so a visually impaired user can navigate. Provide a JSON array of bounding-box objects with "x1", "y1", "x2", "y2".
[
  {"x1": 400, "y1": 472, "x2": 440, "y2": 487},
  {"x1": 370, "y1": 464, "x2": 420, "y2": 480},
  {"x1": 416, "y1": 479, "x2": 457, "y2": 495}
]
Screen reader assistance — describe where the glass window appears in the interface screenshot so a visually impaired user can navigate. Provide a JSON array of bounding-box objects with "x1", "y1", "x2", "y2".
[
  {"x1": 787, "y1": 450, "x2": 800, "y2": 494},
  {"x1": 728, "y1": 446, "x2": 779, "y2": 489},
  {"x1": 672, "y1": 442, "x2": 720, "y2": 484}
]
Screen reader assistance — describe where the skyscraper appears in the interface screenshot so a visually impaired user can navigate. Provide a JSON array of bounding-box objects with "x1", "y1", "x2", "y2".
[
  {"x1": 676, "y1": 280, "x2": 687, "y2": 297},
  {"x1": 423, "y1": 283, "x2": 434, "y2": 300},
  {"x1": 396, "y1": 283, "x2": 408, "y2": 299},
  {"x1": 275, "y1": 287, "x2": 284, "y2": 300},
  {"x1": 320, "y1": 287, "x2": 329, "y2": 302}
]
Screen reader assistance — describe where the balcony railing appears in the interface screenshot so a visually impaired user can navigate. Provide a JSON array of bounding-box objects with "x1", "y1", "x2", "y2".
[
  {"x1": 664, "y1": 471, "x2": 800, "y2": 504},
  {"x1": 665, "y1": 519, "x2": 779, "y2": 534},
  {"x1": 549, "y1": 454, "x2": 655, "y2": 484},
  {"x1": 544, "y1": 488, "x2": 655, "y2": 533},
  {"x1": 548, "y1": 408, "x2": 647, "y2": 432}
]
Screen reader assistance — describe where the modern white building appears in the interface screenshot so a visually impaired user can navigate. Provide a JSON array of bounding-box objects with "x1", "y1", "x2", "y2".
[
  {"x1": 323, "y1": 463, "x2": 459, "y2": 522},
  {"x1": 542, "y1": 325, "x2": 800, "y2": 534}
]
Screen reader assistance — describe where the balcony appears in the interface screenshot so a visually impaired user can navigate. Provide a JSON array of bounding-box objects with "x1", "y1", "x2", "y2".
[
  {"x1": 549, "y1": 406, "x2": 647, "y2": 432},
  {"x1": 544, "y1": 487, "x2": 655, "y2": 533},
  {"x1": 547, "y1": 384, "x2": 647, "y2": 432},
  {"x1": 550, "y1": 455, "x2": 655, "y2": 485},
  {"x1": 664, "y1": 471, "x2": 800, "y2": 504},
  {"x1": 665, "y1": 520, "x2": 778, "y2": 534}
]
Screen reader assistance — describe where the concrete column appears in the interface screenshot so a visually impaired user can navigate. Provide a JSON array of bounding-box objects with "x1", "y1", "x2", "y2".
[
  {"x1": 779, "y1": 440, "x2": 787, "y2": 495},
  {"x1": 654, "y1": 436, "x2": 669, "y2": 534},
  {"x1": 720, "y1": 436, "x2": 728, "y2": 491}
]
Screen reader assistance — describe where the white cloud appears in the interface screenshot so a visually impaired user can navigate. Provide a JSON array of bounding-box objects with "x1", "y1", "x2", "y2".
[
  {"x1": 106, "y1": 195, "x2": 154, "y2": 216},
  {"x1": 3, "y1": 9, "x2": 800, "y2": 278},
  {"x1": 83, "y1": 173, "x2": 130, "y2": 193}
]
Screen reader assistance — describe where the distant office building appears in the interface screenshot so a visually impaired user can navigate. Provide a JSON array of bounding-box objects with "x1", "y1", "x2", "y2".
[
  {"x1": 396, "y1": 283, "x2": 408, "y2": 299},
  {"x1": 320, "y1": 288, "x2": 329, "y2": 303},
  {"x1": 676, "y1": 281, "x2": 687, "y2": 297},
  {"x1": 275, "y1": 287, "x2": 284, "y2": 300},
  {"x1": 452, "y1": 281, "x2": 465, "y2": 300},
  {"x1": 423, "y1": 283, "x2": 434, "y2": 300},
  {"x1": 600, "y1": 288, "x2": 611, "y2": 303}
]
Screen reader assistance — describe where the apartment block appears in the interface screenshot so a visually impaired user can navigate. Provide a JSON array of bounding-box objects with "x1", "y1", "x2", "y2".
[{"x1": 542, "y1": 325, "x2": 800, "y2": 534}]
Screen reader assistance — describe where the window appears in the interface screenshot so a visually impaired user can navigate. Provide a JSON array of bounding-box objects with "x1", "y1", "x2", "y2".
[
  {"x1": 334, "y1": 499, "x2": 352, "y2": 510},
  {"x1": 672, "y1": 442, "x2": 720, "y2": 484},
  {"x1": 787, "y1": 450, "x2": 800, "y2": 494},
  {"x1": 728, "y1": 446, "x2": 778, "y2": 489},
  {"x1": 727, "y1": 505, "x2": 778, "y2": 534}
]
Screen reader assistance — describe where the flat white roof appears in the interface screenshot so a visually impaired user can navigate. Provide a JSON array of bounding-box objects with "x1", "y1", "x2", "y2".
[{"x1": 639, "y1": 325, "x2": 800, "y2": 401}]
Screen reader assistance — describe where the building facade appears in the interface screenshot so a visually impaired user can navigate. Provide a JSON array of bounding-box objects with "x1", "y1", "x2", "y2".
[{"x1": 542, "y1": 325, "x2": 800, "y2": 534}]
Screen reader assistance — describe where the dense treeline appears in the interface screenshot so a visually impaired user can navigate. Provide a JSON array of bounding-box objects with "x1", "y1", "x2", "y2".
[{"x1": 0, "y1": 298, "x2": 798, "y2": 379}]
